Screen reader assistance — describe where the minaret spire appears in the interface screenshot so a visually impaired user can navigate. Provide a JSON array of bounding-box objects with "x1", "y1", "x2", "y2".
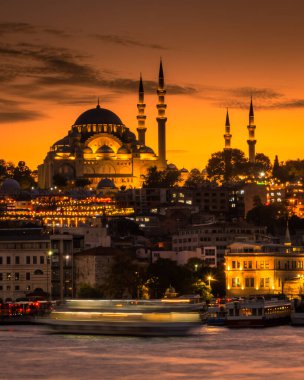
[
  {"x1": 247, "y1": 97, "x2": 256, "y2": 163},
  {"x1": 224, "y1": 108, "x2": 232, "y2": 149},
  {"x1": 97, "y1": 97, "x2": 100, "y2": 108},
  {"x1": 156, "y1": 59, "x2": 167, "y2": 170},
  {"x1": 136, "y1": 73, "x2": 147, "y2": 146}
]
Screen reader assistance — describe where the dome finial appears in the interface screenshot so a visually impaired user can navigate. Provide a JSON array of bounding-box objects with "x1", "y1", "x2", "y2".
[{"x1": 97, "y1": 97, "x2": 100, "y2": 109}]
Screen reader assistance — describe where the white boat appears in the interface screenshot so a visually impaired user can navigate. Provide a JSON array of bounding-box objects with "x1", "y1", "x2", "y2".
[
  {"x1": 291, "y1": 298, "x2": 304, "y2": 326},
  {"x1": 38, "y1": 298, "x2": 205, "y2": 336},
  {"x1": 225, "y1": 298, "x2": 291, "y2": 328}
]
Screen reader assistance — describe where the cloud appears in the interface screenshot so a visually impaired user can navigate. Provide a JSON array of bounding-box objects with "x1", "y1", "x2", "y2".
[
  {"x1": 228, "y1": 87, "x2": 282, "y2": 100},
  {"x1": 260, "y1": 99, "x2": 304, "y2": 110},
  {"x1": 0, "y1": 107, "x2": 44, "y2": 123},
  {"x1": 0, "y1": 22, "x2": 70, "y2": 38},
  {"x1": 93, "y1": 34, "x2": 169, "y2": 50}
]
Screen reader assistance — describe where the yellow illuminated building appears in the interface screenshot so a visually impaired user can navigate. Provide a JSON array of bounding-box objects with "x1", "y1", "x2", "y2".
[
  {"x1": 225, "y1": 242, "x2": 304, "y2": 297},
  {"x1": 38, "y1": 62, "x2": 168, "y2": 189}
]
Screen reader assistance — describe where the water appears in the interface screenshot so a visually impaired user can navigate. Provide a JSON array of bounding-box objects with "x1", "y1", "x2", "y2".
[{"x1": 0, "y1": 325, "x2": 304, "y2": 380}]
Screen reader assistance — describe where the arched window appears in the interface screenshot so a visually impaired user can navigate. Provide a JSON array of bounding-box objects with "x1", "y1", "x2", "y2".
[{"x1": 34, "y1": 269, "x2": 44, "y2": 275}]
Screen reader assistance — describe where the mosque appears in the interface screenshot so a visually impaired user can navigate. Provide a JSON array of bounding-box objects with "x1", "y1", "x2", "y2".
[{"x1": 38, "y1": 61, "x2": 168, "y2": 189}]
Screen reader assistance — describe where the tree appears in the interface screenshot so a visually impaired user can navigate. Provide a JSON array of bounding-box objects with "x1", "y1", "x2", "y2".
[
  {"x1": 77, "y1": 283, "x2": 103, "y2": 298},
  {"x1": 105, "y1": 250, "x2": 142, "y2": 298},
  {"x1": 246, "y1": 203, "x2": 288, "y2": 234},
  {"x1": 206, "y1": 149, "x2": 248, "y2": 182},
  {"x1": 252, "y1": 153, "x2": 272, "y2": 175},
  {"x1": 143, "y1": 166, "x2": 181, "y2": 188},
  {"x1": 184, "y1": 171, "x2": 206, "y2": 188},
  {"x1": 13, "y1": 161, "x2": 35, "y2": 189}
]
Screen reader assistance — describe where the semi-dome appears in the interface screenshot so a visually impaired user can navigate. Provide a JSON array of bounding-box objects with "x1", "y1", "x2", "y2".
[
  {"x1": 97, "y1": 178, "x2": 115, "y2": 189},
  {"x1": 117, "y1": 145, "x2": 131, "y2": 154},
  {"x1": 74, "y1": 105, "x2": 123, "y2": 126},
  {"x1": 190, "y1": 168, "x2": 200, "y2": 174},
  {"x1": 96, "y1": 144, "x2": 114, "y2": 154},
  {"x1": 139, "y1": 146, "x2": 155, "y2": 154},
  {"x1": 180, "y1": 168, "x2": 189, "y2": 173},
  {"x1": 53, "y1": 136, "x2": 69, "y2": 147},
  {"x1": 83, "y1": 146, "x2": 93, "y2": 154},
  {"x1": 1, "y1": 178, "x2": 21, "y2": 195}
]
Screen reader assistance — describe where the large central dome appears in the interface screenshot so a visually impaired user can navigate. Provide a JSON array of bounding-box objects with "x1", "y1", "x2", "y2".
[{"x1": 74, "y1": 105, "x2": 123, "y2": 126}]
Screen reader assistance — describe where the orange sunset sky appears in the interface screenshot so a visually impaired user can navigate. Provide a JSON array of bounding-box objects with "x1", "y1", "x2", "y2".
[{"x1": 1, "y1": 0, "x2": 304, "y2": 171}]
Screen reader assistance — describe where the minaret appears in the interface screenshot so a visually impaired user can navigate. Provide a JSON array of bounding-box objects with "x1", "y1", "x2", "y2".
[
  {"x1": 223, "y1": 109, "x2": 232, "y2": 181},
  {"x1": 136, "y1": 74, "x2": 147, "y2": 146},
  {"x1": 224, "y1": 108, "x2": 232, "y2": 149},
  {"x1": 156, "y1": 59, "x2": 167, "y2": 170},
  {"x1": 247, "y1": 97, "x2": 256, "y2": 163}
]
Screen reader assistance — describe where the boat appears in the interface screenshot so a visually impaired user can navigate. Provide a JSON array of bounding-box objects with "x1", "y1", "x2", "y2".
[
  {"x1": 225, "y1": 297, "x2": 291, "y2": 328},
  {"x1": 38, "y1": 298, "x2": 205, "y2": 336},
  {"x1": 0, "y1": 300, "x2": 53, "y2": 324},
  {"x1": 291, "y1": 298, "x2": 304, "y2": 326},
  {"x1": 206, "y1": 299, "x2": 227, "y2": 326}
]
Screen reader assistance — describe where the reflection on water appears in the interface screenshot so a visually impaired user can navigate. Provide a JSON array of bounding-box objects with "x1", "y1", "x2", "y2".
[{"x1": 0, "y1": 325, "x2": 304, "y2": 379}]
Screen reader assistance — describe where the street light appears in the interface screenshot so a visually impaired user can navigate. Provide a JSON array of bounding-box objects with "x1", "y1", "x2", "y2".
[
  {"x1": 47, "y1": 251, "x2": 53, "y2": 300},
  {"x1": 207, "y1": 275, "x2": 214, "y2": 288}
]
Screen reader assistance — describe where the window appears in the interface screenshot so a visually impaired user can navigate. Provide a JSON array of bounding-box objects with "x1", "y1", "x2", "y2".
[
  {"x1": 26, "y1": 285, "x2": 31, "y2": 291},
  {"x1": 34, "y1": 269, "x2": 43, "y2": 275},
  {"x1": 265, "y1": 278, "x2": 270, "y2": 287},
  {"x1": 248, "y1": 261, "x2": 252, "y2": 269},
  {"x1": 244, "y1": 261, "x2": 247, "y2": 269},
  {"x1": 15, "y1": 256, "x2": 20, "y2": 265},
  {"x1": 40, "y1": 256, "x2": 45, "y2": 265},
  {"x1": 26, "y1": 272, "x2": 31, "y2": 281},
  {"x1": 0, "y1": 273, "x2": 2, "y2": 281},
  {"x1": 232, "y1": 278, "x2": 241, "y2": 287},
  {"x1": 245, "y1": 278, "x2": 254, "y2": 287},
  {"x1": 15, "y1": 273, "x2": 19, "y2": 281},
  {"x1": 33, "y1": 256, "x2": 37, "y2": 265},
  {"x1": 0, "y1": 257, "x2": 2, "y2": 265},
  {"x1": 15, "y1": 285, "x2": 19, "y2": 291},
  {"x1": 6, "y1": 257, "x2": 11, "y2": 265},
  {"x1": 260, "y1": 261, "x2": 264, "y2": 269},
  {"x1": 6, "y1": 273, "x2": 11, "y2": 281},
  {"x1": 260, "y1": 278, "x2": 265, "y2": 287},
  {"x1": 26, "y1": 256, "x2": 30, "y2": 265}
]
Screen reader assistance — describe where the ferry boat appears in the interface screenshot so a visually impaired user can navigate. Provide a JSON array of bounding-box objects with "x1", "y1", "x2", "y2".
[
  {"x1": 0, "y1": 301, "x2": 53, "y2": 324},
  {"x1": 206, "y1": 299, "x2": 227, "y2": 326},
  {"x1": 291, "y1": 298, "x2": 304, "y2": 326},
  {"x1": 225, "y1": 298, "x2": 291, "y2": 328},
  {"x1": 39, "y1": 298, "x2": 205, "y2": 336}
]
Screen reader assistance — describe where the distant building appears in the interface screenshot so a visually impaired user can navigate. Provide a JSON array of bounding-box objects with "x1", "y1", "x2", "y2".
[{"x1": 172, "y1": 222, "x2": 268, "y2": 264}]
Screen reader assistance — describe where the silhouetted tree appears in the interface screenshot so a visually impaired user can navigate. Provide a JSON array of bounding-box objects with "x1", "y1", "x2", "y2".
[{"x1": 143, "y1": 166, "x2": 181, "y2": 188}]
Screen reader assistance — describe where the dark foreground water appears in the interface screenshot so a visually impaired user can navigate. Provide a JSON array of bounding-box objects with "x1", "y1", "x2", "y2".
[{"x1": 0, "y1": 325, "x2": 303, "y2": 380}]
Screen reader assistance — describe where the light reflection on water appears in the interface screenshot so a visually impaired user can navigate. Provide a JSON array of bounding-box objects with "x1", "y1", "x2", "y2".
[{"x1": 0, "y1": 325, "x2": 304, "y2": 380}]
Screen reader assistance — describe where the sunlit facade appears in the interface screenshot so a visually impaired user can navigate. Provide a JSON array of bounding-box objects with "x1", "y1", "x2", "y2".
[{"x1": 225, "y1": 242, "x2": 304, "y2": 297}]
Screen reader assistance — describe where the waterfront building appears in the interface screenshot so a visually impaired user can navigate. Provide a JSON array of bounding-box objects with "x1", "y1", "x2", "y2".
[
  {"x1": 0, "y1": 227, "x2": 51, "y2": 301},
  {"x1": 225, "y1": 241, "x2": 304, "y2": 297}
]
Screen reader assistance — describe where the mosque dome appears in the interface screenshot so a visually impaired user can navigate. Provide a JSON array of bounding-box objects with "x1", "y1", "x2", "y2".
[
  {"x1": 97, "y1": 178, "x2": 115, "y2": 189},
  {"x1": 96, "y1": 145, "x2": 114, "y2": 154},
  {"x1": 167, "y1": 163, "x2": 178, "y2": 170},
  {"x1": 1, "y1": 179, "x2": 21, "y2": 195},
  {"x1": 122, "y1": 130, "x2": 136, "y2": 143},
  {"x1": 139, "y1": 146, "x2": 155, "y2": 154},
  {"x1": 74, "y1": 105, "x2": 123, "y2": 126},
  {"x1": 180, "y1": 168, "x2": 189, "y2": 173},
  {"x1": 117, "y1": 145, "x2": 131, "y2": 154}
]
